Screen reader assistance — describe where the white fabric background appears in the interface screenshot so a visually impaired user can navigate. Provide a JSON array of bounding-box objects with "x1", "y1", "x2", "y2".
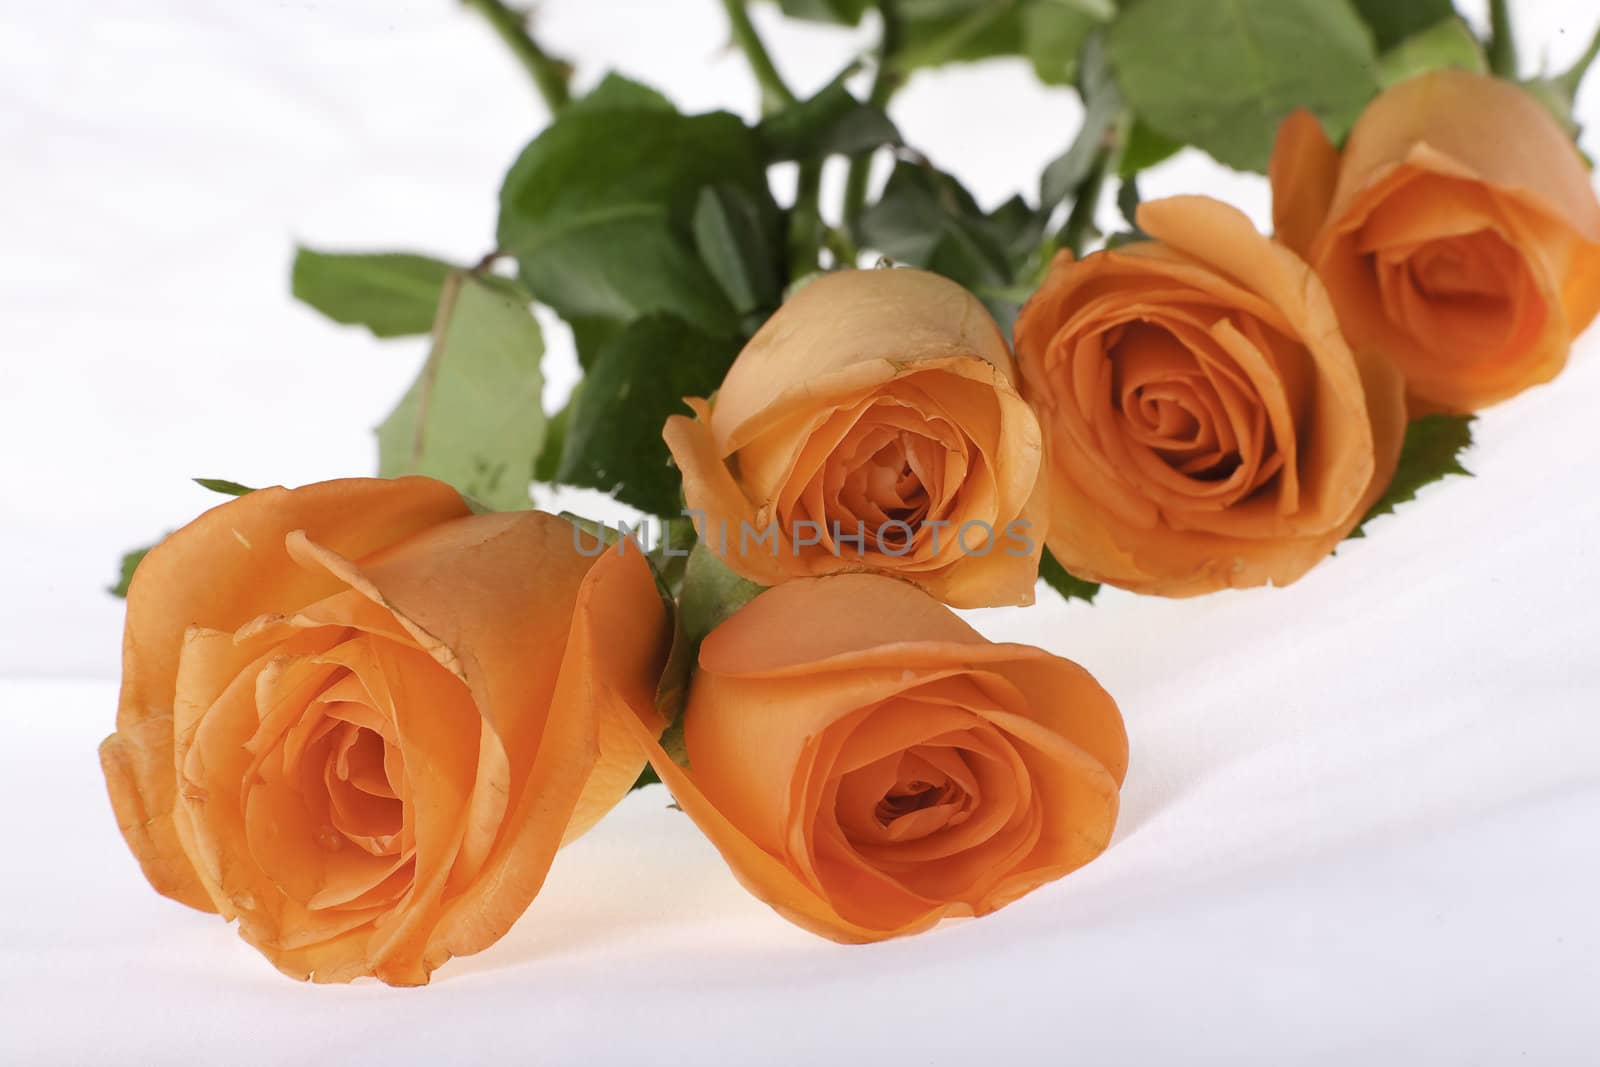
[{"x1": 3, "y1": 1, "x2": 1599, "y2": 1063}]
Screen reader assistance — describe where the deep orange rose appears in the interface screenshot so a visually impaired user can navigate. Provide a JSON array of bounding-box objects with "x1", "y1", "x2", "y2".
[
  {"x1": 663, "y1": 268, "x2": 1047, "y2": 609},
  {"x1": 1271, "y1": 69, "x2": 1600, "y2": 412},
  {"x1": 100, "y1": 478, "x2": 671, "y2": 984},
  {"x1": 1013, "y1": 195, "x2": 1406, "y2": 596},
  {"x1": 622, "y1": 573, "x2": 1127, "y2": 942}
]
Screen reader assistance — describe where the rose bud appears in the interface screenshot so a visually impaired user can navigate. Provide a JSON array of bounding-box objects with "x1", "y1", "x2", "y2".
[
  {"x1": 100, "y1": 478, "x2": 671, "y2": 985},
  {"x1": 621, "y1": 573, "x2": 1127, "y2": 942},
  {"x1": 663, "y1": 268, "x2": 1047, "y2": 609},
  {"x1": 1013, "y1": 195, "x2": 1407, "y2": 597},
  {"x1": 1271, "y1": 69, "x2": 1600, "y2": 413}
]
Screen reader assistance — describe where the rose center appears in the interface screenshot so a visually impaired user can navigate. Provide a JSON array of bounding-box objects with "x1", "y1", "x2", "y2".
[
  {"x1": 1408, "y1": 231, "x2": 1519, "y2": 304},
  {"x1": 277, "y1": 671, "x2": 411, "y2": 859},
  {"x1": 832, "y1": 743, "x2": 981, "y2": 849},
  {"x1": 1107, "y1": 321, "x2": 1246, "y2": 482},
  {"x1": 1373, "y1": 227, "x2": 1546, "y2": 363},
  {"x1": 875, "y1": 777, "x2": 957, "y2": 825},
  {"x1": 320, "y1": 722, "x2": 405, "y2": 854},
  {"x1": 827, "y1": 416, "x2": 954, "y2": 551},
  {"x1": 864, "y1": 438, "x2": 930, "y2": 527}
]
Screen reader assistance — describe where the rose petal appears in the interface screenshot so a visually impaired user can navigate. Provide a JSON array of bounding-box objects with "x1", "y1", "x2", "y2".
[
  {"x1": 710, "y1": 269, "x2": 1017, "y2": 445},
  {"x1": 103, "y1": 478, "x2": 468, "y2": 912},
  {"x1": 636, "y1": 574, "x2": 1127, "y2": 942},
  {"x1": 1329, "y1": 70, "x2": 1600, "y2": 244},
  {"x1": 428, "y1": 529, "x2": 671, "y2": 964},
  {"x1": 1016, "y1": 197, "x2": 1394, "y2": 595},
  {"x1": 1269, "y1": 109, "x2": 1341, "y2": 257}
]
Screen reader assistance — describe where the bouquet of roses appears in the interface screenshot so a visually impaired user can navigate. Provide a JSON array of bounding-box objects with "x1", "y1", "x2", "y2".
[{"x1": 101, "y1": 0, "x2": 1599, "y2": 985}]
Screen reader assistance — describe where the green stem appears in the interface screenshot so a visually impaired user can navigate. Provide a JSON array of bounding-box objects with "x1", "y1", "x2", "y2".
[
  {"x1": 843, "y1": 1, "x2": 905, "y2": 237},
  {"x1": 463, "y1": 0, "x2": 571, "y2": 113},
  {"x1": 788, "y1": 159, "x2": 825, "y2": 278},
  {"x1": 711, "y1": 0, "x2": 826, "y2": 278},
  {"x1": 719, "y1": 0, "x2": 798, "y2": 113},
  {"x1": 1058, "y1": 151, "x2": 1110, "y2": 257},
  {"x1": 1055, "y1": 106, "x2": 1131, "y2": 256},
  {"x1": 1487, "y1": 0, "x2": 1517, "y2": 79},
  {"x1": 822, "y1": 226, "x2": 859, "y2": 267}
]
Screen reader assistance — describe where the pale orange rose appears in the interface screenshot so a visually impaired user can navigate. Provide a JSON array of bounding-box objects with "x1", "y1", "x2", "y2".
[
  {"x1": 663, "y1": 268, "x2": 1047, "y2": 609},
  {"x1": 1271, "y1": 69, "x2": 1600, "y2": 413},
  {"x1": 100, "y1": 478, "x2": 671, "y2": 985},
  {"x1": 621, "y1": 573, "x2": 1127, "y2": 942},
  {"x1": 1013, "y1": 195, "x2": 1406, "y2": 597}
]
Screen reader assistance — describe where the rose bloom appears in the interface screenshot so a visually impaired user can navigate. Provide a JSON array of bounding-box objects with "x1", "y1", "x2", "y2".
[
  {"x1": 100, "y1": 478, "x2": 671, "y2": 985},
  {"x1": 1013, "y1": 195, "x2": 1406, "y2": 597},
  {"x1": 621, "y1": 573, "x2": 1127, "y2": 941},
  {"x1": 1271, "y1": 69, "x2": 1600, "y2": 413},
  {"x1": 663, "y1": 268, "x2": 1047, "y2": 609}
]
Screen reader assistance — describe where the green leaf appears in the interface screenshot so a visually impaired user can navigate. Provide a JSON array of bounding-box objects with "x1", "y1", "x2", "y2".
[
  {"x1": 1377, "y1": 17, "x2": 1486, "y2": 87},
  {"x1": 1022, "y1": 0, "x2": 1111, "y2": 85},
  {"x1": 1351, "y1": 414, "x2": 1474, "y2": 536},
  {"x1": 534, "y1": 383, "x2": 579, "y2": 483},
  {"x1": 109, "y1": 544, "x2": 154, "y2": 599},
  {"x1": 567, "y1": 316, "x2": 625, "y2": 372},
  {"x1": 889, "y1": 0, "x2": 1117, "y2": 73},
  {"x1": 858, "y1": 162, "x2": 1024, "y2": 327},
  {"x1": 556, "y1": 315, "x2": 741, "y2": 516},
  {"x1": 893, "y1": 0, "x2": 1027, "y2": 71},
  {"x1": 775, "y1": 0, "x2": 874, "y2": 24},
  {"x1": 1349, "y1": 0, "x2": 1455, "y2": 52},
  {"x1": 693, "y1": 185, "x2": 785, "y2": 317},
  {"x1": 985, "y1": 193, "x2": 1048, "y2": 266},
  {"x1": 860, "y1": 162, "x2": 996, "y2": 266},
  {"x1": 193, "y1": 478, "x2": 255, "y2": 497},
  {"x1": 1039, "y1": 103, "x2": 1115, "y2": 213},
  {"x1": 1039, "y1": 547, "x2": 1100, "y2": 603},
  {"x1": 290, "y1": 249, "x2": 455, "y2": 338},
  {"x1": 1108, "y1": 0, "x2": 1380, "y2": 172},
  {"x1": 678, "y1": 540, "x2": 766, "y2": 650},
  {"x1": 1117, "y1": 116, "x2": 1182, "y2": 176},
  {"x1": 757, "y1": 82, "x2": 902, "y2": 161},
  {"x1": 1055, "y1": 0, "x2": 1116, "y2": 18},
  {"x1": 376, "y1": 273, "x2": 545, "y2": 511},
  {"x1": 571, "y1": 72, "x2": 674, "y2": 113},
  {"x1": 1040, "y1": 29, "x2": 1121, "y2": 211},
  {"x1": 497, "y1": 105, "x2": 776, "y2": 338}
]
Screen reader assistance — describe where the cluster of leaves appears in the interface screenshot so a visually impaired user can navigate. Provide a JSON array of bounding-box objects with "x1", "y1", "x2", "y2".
[{"x1": 118, "y1": 0, "x2": 1589, "y2": 603}]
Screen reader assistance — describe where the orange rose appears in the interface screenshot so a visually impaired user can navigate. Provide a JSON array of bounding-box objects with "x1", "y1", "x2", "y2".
[
  {"x1": 1013, "y1": 195, "x2": 1406, "y2": 597},
  {"x1": 1271, "y1": 69, "x2": 1600, "y2": 413},
  {"x1": 663, "y1": 268, "x2": 1047, "y2": 609},
  {"x1": 621, "y1": 573, "x2": 1127, "y2": 941},
  {"x1": 100, "y1": 478, "x2": 671, "y2": 985}
]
